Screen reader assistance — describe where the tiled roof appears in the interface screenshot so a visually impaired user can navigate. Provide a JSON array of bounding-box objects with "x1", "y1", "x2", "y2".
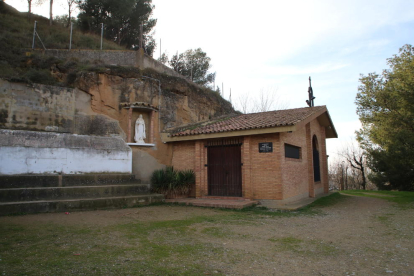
[{"x1": 169, "y1": 106, "x2": 327, "y2": 137}]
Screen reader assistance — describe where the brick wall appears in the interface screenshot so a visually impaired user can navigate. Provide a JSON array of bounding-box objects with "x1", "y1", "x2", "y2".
[
  {"x1": 280, "y1": 126, "x2": 309, "y2": 200},
  {"x1": 305, "y1": 123, "x2": 315, "y2": 197},
  {"x1": 242, "y1": 136, "x2": 252, "y2": 198},
  {"x1": 245, "y1": 133, "x2": 282, "y2": 200},
  {"x1": 171, "y1": 141, "x2": 196, "y2": 171},
  {"x1": 320, "y1": 126, "x2": 329, "y2": 194},
  {"x1": 309, "y1": 119, "x2": 328, "y2": 196},
  {"x1": 169, "y1": 117, "x2": 330, "y2": 201}
]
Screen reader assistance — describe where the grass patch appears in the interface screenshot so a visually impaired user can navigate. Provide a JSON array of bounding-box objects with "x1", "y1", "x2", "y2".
[
  {"x1": 307, "y1": 192, "x2": 348, "y2": 208},
  {"x1": 268, "y1": 236, "x2": 303, "y2": 249},
  {"x1": 0, "y1": 219, "x2": 225, "y2": 275},
  {"x1": 268, "y1": 236, "x2": 339, "y2": 256},
  {"x1": 201, "y1": 226, "x2": 232, "y2": 238},
  {"x1": 341, "y1": 190, "x2": 414, "y2": 209},
  {"x1": 377, "y1": 215, "x2": 390, "y2": 224}
]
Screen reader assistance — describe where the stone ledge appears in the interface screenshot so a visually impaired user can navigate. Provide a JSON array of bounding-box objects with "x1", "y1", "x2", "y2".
[
  {"x1": 0, "y1": 129, "x2": 130, "y2": 151},
  {"x1": 127, "y1": 143, "x2": 155, "y2": 147}
]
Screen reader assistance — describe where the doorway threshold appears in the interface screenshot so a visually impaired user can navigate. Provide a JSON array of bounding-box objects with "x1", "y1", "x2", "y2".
[{"x1": 165, "y1": 198, "x2": 258, "y2": 209}]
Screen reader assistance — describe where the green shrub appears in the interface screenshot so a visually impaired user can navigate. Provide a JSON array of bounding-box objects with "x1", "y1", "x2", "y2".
[
  {"x1": 30, "y1": 55, "x2": 62, "y2": 69},
  {"x1": 151, "y1": 167, "x2": 195, "y2": 197},
  {"x1": 0, "y1": 61, "x2": 16, "y2": 78},
  {"x1": 22, "y1": 68, "x2": 56, "y2": 85},
  {"x1": 177, "y1": 169, "x2": 195, "y2": 187},
  {"x1": 65, "y1": 71, "x2": 77, "y2": 86},
  {"x1": 78, "y1": 35, "x2": 95, "y2": 49}
]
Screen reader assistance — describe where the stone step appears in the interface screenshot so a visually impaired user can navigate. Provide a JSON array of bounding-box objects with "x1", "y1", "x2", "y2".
[
  {"x1": 165, "y1": 198, "x2": 258, "y2": 209},
  {"x1": 0, "y1": 194, "x2": 165, "y2": 215},
  {"x1": 0, "y1": 184, "x2": 151, "y2": 202},
  {"x1": 0, "y1": 174, "x2": 140, "y2": 189}
]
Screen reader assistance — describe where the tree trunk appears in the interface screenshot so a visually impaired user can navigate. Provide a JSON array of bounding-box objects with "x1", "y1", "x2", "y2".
[
  {"x1": 67, "y1": 9, "x2": 71, "y2": 28},
  {"x1": 49, "y1": 0, "x2": 53, "y2": 26},
  {"x1": 361, "y1": 165, "x2": 366, "y2": 190},
  {"x1": 28, "y1": 0, "x2": 32, "y2": 17}
]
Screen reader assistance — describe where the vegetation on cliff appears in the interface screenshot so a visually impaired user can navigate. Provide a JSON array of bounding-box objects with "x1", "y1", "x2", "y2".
[
  {"x1": 78, "y1": 0, "x2": 156, "y2": 54},
  {"x1": 0, "y1": 2, "x2": 123, "y2": 81},
  {"x1": 160, "y1": 48, "x2": 217, "y2": 90}
]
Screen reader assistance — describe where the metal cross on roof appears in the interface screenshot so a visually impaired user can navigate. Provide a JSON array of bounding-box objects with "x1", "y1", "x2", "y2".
[{"x1": 306, "y1": 76, "x2": 315, "y2": 107}]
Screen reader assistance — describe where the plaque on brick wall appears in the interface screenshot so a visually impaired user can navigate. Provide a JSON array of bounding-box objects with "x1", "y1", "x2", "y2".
[{"x1": 259, "y1": 142, "x2": 273, "y2": 153}]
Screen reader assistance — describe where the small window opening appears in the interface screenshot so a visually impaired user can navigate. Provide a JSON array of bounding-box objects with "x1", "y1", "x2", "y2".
[{"x1": 285, "y1": 144, "x2": 301, "y2": 159}]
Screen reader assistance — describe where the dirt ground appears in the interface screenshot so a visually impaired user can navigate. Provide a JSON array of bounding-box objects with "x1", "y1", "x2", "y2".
[{"x1": 1, "y1": 194, "x2": 413, "y2": 275}]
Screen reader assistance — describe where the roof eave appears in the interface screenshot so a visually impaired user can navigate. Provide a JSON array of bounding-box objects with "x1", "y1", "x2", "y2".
[
  {"x1": 162, "y1": 125, "x2": 297, "y2": 142},
  {"x1": 316, "y1": 110, "x2": 338, "y2": 139}
]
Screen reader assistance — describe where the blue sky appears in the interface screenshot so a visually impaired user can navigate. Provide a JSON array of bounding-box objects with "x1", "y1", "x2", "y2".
[{"x1": 9, "y1": 0, "x2": 414, "y2": 160}]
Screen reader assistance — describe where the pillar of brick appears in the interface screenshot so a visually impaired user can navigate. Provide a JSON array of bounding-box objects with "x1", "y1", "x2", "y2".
[
  {"x1": 201, "y1": 142, "x2": 208, "y2": 197},
  {"x1": 149, "y1": 110, "x2": 155, "y2": 144},
  {"x1": 127, "y1": 108, "x2": 133, "y2": 143},
  {"x1": 274, "y1": 134, "x2": 283, "y2": 200},
  {"x1": 306, "y1": 123, "x2": 315, "y2": 198},
  {"x1": 320, "y1": 127, "x2": 329, "y2": 193},
  {"x1": 242, "y1": 136, "x2": 252, "y2": 199},
  {"x1": 195, "y1": 140, "x2": 202, "y2": 198}
]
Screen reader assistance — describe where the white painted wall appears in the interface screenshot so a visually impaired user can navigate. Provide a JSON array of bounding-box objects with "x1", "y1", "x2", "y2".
[
  {"x1": 0, "y1": 147, "x2": 132, "y2": 175},
  {"x1": 0, "y1": 130, "x2": 132, "y2": 175}
]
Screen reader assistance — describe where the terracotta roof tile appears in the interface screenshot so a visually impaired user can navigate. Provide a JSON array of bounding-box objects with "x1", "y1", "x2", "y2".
[{"x1": 170, "y1": 106, "x2": 326, "y2": 137}]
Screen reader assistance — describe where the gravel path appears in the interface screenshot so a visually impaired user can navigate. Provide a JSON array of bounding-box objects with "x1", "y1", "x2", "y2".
[
  {"x1": 1, "y1": 195, "x2": 413, "y2": 275},
  {"x1": 219, "y1": 195, "x2": 414, "y2": 275}
]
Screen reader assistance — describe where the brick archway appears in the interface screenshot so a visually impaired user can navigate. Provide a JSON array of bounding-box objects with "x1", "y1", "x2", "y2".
[{"x1": 312, "y1": 135, "x2": 321, "y2": 182}]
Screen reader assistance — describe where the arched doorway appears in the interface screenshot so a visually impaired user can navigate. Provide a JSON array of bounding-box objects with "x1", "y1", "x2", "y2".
[{"x1": 312, "y1": 135, "x2": 321, "y2": 182}]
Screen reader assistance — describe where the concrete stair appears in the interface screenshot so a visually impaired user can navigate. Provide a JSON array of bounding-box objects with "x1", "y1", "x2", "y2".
[{"x1": 0, "y1": 174, "x2": 164, "y2": 215}]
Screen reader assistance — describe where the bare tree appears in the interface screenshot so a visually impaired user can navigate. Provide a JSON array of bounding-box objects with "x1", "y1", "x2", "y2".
[
  {"x1": 339, "y1": 141, "x2": 368, "y2": 190},
  {"x1": 65, "y1": 0, "x2": 77, "y2": 27},
  {"x1": 328, "y1": 161, "x2": 342, "y2": 190},
  {"x1": 236, "y1": 93, "x2": 250, "y2": 114},
  {"x1": 26, "y1": 0, "x2": 33, "y2": 15},
  {"x1": 252, "y1": 88, "x2": 275, "y2": 112},
  {"x1": 49, "y1": 0, "x2": 53, "y2": 25},
  {"x1": 35, "y1": 0, "x2": 55, "y2": 25},
  {"x1": 235, "y1": 87, "x2": 289, "y2": 114},
  {"x1": 21, "y1": 0, "x2": 43, "y2": 18},
  {"x1": 22, "y1": 0, "x2": 39, "y2": 16}
]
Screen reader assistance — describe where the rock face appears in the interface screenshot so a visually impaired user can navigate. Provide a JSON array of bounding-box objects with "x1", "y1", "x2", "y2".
[
  {"x1": 70, "y1": 69, "x2": 235, "y2": 181},
  {"x1": 0, "y1": 68, "x2": 234, "y2": 136},
  {"x1": 0, "y1": 79, "x2": 125, "y2": 138},
  {"x1": 0, "y1": 66, "x2": 235, "y2": 178},
  {"x1": 74, "y1": 69, "x2": 234, "y2": 131}
]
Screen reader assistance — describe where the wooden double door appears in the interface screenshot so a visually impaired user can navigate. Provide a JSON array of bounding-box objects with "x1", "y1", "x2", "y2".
[{"x1": 207, "y1": 143, "x2": 242, "y2": 197}]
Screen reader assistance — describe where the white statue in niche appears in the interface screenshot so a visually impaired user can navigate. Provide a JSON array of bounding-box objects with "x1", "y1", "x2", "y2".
[{"x1": 134, "y1": 114, "x2": 146, "y2": 144}]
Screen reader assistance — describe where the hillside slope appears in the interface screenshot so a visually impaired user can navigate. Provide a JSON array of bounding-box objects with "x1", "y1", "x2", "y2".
[{"x1": 0, "y1": 1, "x2": 124, "y2": 80}]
